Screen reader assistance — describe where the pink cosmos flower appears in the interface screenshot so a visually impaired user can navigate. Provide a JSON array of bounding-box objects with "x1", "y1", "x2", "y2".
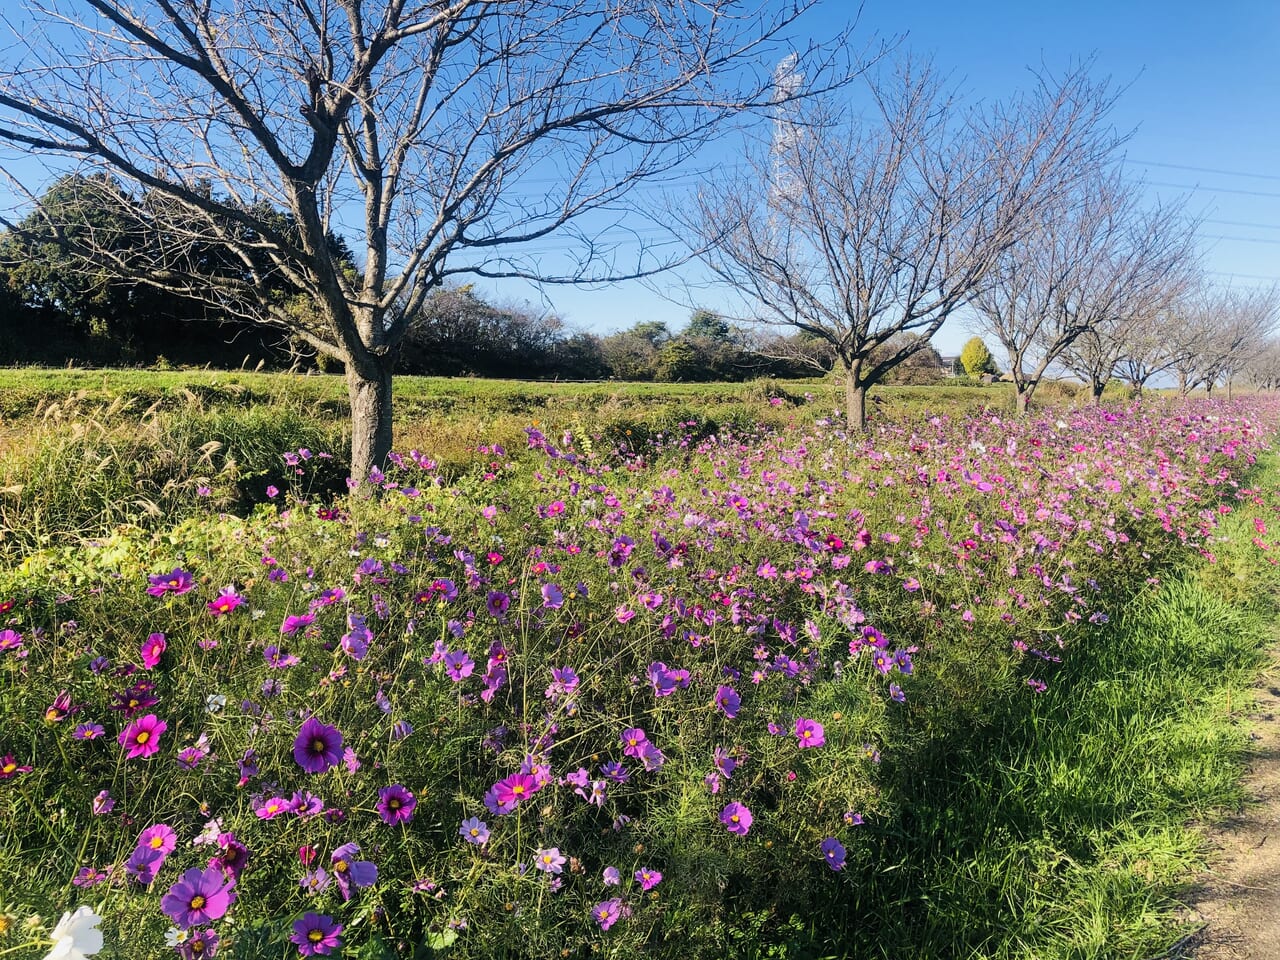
[
  {"x1": 136, "y1": 823, "x2": 177, "y2": 856},
  {"x1": 119, "y1": 714, "x2": 167, "y2": 759},
  {"x1": 635, "y1": 867, "x2": 662, "y2": 890},
  {"x1": 148, "y1": 567, "x2": 194, "y2": 597}
]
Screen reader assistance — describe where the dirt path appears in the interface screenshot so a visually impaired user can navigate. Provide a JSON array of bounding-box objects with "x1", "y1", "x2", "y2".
[{"x1": 1182, "y1": 654, "x2": 1280, "y2": 959}]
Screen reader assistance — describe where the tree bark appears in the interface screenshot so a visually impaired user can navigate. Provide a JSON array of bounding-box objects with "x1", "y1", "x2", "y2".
[
  {"x1": 844, "y1": 358, "x2": 866, "y2": 431},
  {"x1": 346, "y1": 357, "x2": 394, "y2": 491},
  {"x1": 1015, "y1": 386, "x2": 1031, "y2": 416},
  {"x1": 1090, "y1": 381, "x2": 1105, "y2": 404}
]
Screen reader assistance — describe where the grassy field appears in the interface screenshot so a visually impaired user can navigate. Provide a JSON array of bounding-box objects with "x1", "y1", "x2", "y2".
[{"x1": 0, "y1": 369, "x2": 1268, "y2": 960}]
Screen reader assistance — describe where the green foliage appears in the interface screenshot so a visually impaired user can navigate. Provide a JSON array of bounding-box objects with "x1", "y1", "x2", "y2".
[{"x1": 960, "y1": 337, "x2": 999, "y2": 377}]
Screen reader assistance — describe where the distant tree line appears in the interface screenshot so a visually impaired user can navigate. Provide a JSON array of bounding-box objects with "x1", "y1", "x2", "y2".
[{"x1": 1, "y1": 175, "x2": 957, "y2": 383}]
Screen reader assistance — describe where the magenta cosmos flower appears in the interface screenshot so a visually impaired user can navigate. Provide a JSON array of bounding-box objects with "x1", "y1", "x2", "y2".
[
  {"x1": 714, "y1": 685, "x2": 741, "y2": 718},
  {"x1": 119, "y1": 714, "x2": 167, "y2": 759},
  {"x1": 161, "y1": 866, "x2": 236, "y2": 927},
  {"x1": 148, "y1": 567, "x2": 194, "y2": 597},
  {"x1": 635, "y1": 867, "x2": 662, "y2": 890},
  {"x1": 720, "y1": 801, "x2": 753, "y2": 835},
  {"x1": 794, "y1": 717, "x2": 825, "y2": 748},
  {"x1": 291, "y1": 912, "x2": 342, "y2": 956},
  {"x1": 620, "y1": 727, "x2": 648, "y2": 757},
  {"x1": 293, "y1": 717, "x2": 343, "y2": 773},
  {"x1": 140, "y1": 633, "x2": 166, "y2": 669},
  {"x1": 376, "y1": 784, "x2": 416, "y2": 825}
]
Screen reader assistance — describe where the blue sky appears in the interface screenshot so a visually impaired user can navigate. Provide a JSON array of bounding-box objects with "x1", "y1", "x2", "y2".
[
  {"x1": 2, "y1": 1, "x2": 1277, "y2": 356},
  {"x1": 488, "y1": 0, "x2": 1280, "y2": 354}
]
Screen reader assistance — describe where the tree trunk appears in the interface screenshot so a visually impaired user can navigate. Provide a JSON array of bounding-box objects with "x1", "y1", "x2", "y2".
[
  {"x1": 1090, "y1": 380, "x2": 1104, "y2": 404},
  {"x1": 844, "y1": 358, "x2": 866, "y2": 431},
  {"x1": 1015, "y1": 386, "x2": 1030, "y2": 416},
  {"x1": 346, "y1": 357, "x2": 394, "y2": 491}
]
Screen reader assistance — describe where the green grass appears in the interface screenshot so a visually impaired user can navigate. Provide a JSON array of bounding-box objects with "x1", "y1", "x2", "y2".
[{"x1": 840, "y1": 495, "x2": 1280, "y2": 959}]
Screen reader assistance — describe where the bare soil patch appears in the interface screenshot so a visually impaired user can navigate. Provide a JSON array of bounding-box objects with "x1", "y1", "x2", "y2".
[{"x1": 1183, "y1": 655, "x2": 1280, "y2": 959}]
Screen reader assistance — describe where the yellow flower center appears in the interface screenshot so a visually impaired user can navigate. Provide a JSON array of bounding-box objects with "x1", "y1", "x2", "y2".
[
  {"x1": 149, "y1": 836, "x2": 164, "y2": 849},
  {"x1": 189, "y1": 895, "x2": 206, "y2": 910},
  {"x1": 470, "y1": 828, "x2": 480, "y2": 837},
  {"x1": 389, "y1": 799, "x2": 400, "y2": 809},
  {"x1": 136, "y1": 731, "x2": 150, "y2": 744},
  {"x1": 334, "y1": 859, "x2": 348, "y2": 873},
  {"x1": 312, "y1": 738, "x2": 325, "y2": 752},
  {"x1": 512, "y1": 785, "x2": 525, "y2": 796},
  {"x1": 2, "y1": 762, "x2": 15, "y2": 774},
  {"x1": 730, "y1": 815, "x2": 740, "y2": 823},
  {"x1": 309, "y1": 930, "x2": 324, "y2": 943}
]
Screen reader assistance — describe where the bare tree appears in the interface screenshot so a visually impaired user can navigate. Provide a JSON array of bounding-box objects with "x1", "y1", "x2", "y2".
[
  {"x1": 1243, "y1": 336, "x2": 1280, "y2": 392},
  {"x1": 1115, "y1": 307, "x2": 1188, "y2": 394},
  {"x1": 1197, "y1": 286, "x2": 1280, "y2": 397},
  {"x1": 677, "y1": 58, "x2": 1121, "y2": 429},
  {"x1": 0, "y1": 0, "x2": 864, "y2": 483},
  {"x1": 970, "y1": 165, "x2": 1195, "y2": 413}
]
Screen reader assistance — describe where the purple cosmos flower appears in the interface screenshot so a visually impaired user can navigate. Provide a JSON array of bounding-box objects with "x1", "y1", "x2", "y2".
[
  {"x1": 639, "y1": 741, "x2": 666, "y2": 771},
  {"x1": 293, "y1": 717, "x2": 343, "y2": 774},
  {"x1": 74, "y1": 722, "x2": 104, "y2": 740},
  {"x1": 92, "y1": 789, "x2": 114, "y2": 815},
  {"x1": 713, "y1": 747, "x2": 738, "y2": 778},
  {"x1": 376, "y1": 784, "x2": 416, "y2": 825},
  {"x1": 460, "y1": 817, "x2": 490, "y2": 845},
  {"x1": 264, "y1": 645, "x2": 300, "y2": 668},
  {"x1": 119, "y1": 713, "x2": 167, "y2": 759},
  {"x1": 148, "y1": 567, "x2": 194, "y2": 597},
  {"x1": 541, "y1": 583, "x2": 564, "y2": 609},
  {"x1": 178, "y1": 929, "x2": 219, "y2": 960},
  {"x1": 161, "y1": 866, "x2": 236, "y2": 927},
  {"x1": 620, "y1": 727, "x2": 648, "y2": 757},
  {"x1": 592, "y1": 898, "x2": 625, "y2": 931},
  {"x1": 602, "y1": 866, "x2": 621, "y2": 886},
  {"x1": 635, "y1": 867, "x2": 662, "y2": 891},
  {"x1": 486, "y1": 590, "x2": 510, "y2": 618},
  {"x1": 290, "y1": 791, "x2": 325, "y2": 817},
  {"x1": 820, "y1": 836, "x2": 847, "y2": 871},
  {"x1": 330, "y1": 843, "x2": 377, "y2": 901},
  {"x1": 534, "y1": 847, "x2": 566, "y2": 874},
  {"x1": 301, "y1": 868, "x2": 330, "y2": 895},
  {"x1": 721, "y1": 801, "x2": 753, "y2": 836},
  {"x1": 444, "y1": 649, "x2": 474, "y2": 682},
  {"x1": 125, "y1": 846, "x2": 164, "y2": 884},
  {"x1": 794, "y1": 717, "x2": 825, "y2": 749},
  {"x1": 843, "y1": 810, "x2": 865, "y2": 826},
  {"x1": 137, "y1": 823, "x2": 177, "y2": 857},
  {"x1": 599, "y1": 761, "x2": 629, "y2": 783},
  {"x1": 291, "y1": 913, "x2": 343, "y2": 956},
  {"x1": 140, "y1": 633, "x2": 166, "y2": 669},
  {"x1": 714, "y1": 685, "x2": 741, "y2": 718}
]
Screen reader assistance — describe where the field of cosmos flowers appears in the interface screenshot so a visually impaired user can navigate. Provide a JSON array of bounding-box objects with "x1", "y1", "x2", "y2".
[{"x1": 2, "y1": 391, "x2": 1279, "y2": 960}]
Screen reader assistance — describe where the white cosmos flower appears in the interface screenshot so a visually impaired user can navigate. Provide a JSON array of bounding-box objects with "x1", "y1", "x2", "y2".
[{"x1": 43, "y1": 906, "x2": 103, "y2": 960}]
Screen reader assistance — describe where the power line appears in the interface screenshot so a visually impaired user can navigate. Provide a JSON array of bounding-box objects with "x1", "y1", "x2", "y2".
[
  {"x1": 1127, "y1": 158, "x2": 1280, "y2": 182},
  {"x1": 1204, "y1": 218, "x2": 1280, "y2": 231},
  {"x1": 1146, "y1": 179, "x2": 1280, "y2": 200},
  {"x1": 1204, "y1": 234, "x2": 1280, "y2": 245}
]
